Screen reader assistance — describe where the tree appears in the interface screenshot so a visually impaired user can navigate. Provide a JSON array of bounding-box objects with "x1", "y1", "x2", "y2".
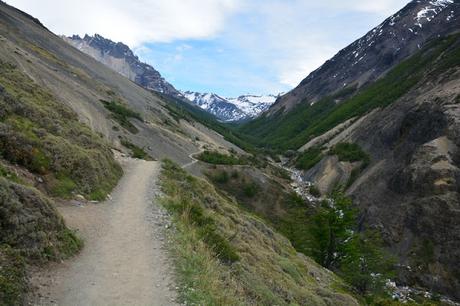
[
  {"x1": 339, "y1": 231, "x2": 396, "y2": 295},
  {"x1": 307, "y1": 191, "x2": 395, "y2": 295},
  {"x1": 308, "y1": 192, "x2": 356, "y2": 269}
]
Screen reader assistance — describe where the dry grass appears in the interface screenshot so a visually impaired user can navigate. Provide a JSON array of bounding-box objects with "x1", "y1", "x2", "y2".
[{"x1": 159, "y1": 160, "x2": 359, "y2": 306}]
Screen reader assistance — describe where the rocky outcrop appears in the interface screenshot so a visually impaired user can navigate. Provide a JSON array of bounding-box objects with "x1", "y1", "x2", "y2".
[{"x1": 64, "y1": 34, "x2": 183, "y2": 99}]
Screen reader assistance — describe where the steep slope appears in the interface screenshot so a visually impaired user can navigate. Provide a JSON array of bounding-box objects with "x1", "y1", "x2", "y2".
[
  {"x1": 159, "y1": 160, "x2": 359, "y2": 305},
  {"x1": 237, "y1": 0, "x2": 460, "y2": 300},
  {"x1": 270, "y1": 0, "x2": 458, "y2": 114},
  {"x1": 290, "y1": 32, "x2": 460, "y2": 300},
  {"x1": 183, "y1": 91, "x2": 277, "y2": 122},
  {"x1": 0, "y1": 2, "x2": 241, "y2": 166},
  {"x1": 241, "y1": 0, "x2": 459, "y2": 151},
  {"x1": 0, "y1": 2, "x2": 245, "y2": 303},
  {"x1": 65, "y1": 34, "x2": 183, "y2": 100}
]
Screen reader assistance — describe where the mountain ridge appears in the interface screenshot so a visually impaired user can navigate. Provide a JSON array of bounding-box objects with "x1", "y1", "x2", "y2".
[
  {"x1": 268, "y1": 0, "x2": 459, "y2": 115},
  {"x1": 182, "y1": 90, "x2": 278, "y2": 121},
  {"x1": 64, "y1": 34, "x2": 184, "y2": 100}
]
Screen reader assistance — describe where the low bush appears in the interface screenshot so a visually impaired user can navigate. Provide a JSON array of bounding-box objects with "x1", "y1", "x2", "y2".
[
  {"x1": 120, "y1": 139, "x2": 152, "y2": 160},
  {"x1": 0, "y1": 245, "x2": 26, "y2": 306},
  {"x1": 243, "y1": 182, "x2": 259, "y2": 197},
  {"x1": 197, "y1": 150, "x2": 244, "y2": 165},
  {"x1": 101, "y1": 100, "x2": 142, "y2": 133},
  {"x1": 295, "y1": 147, "x2": 323, "y2": 170},
  {"x1": 210, "y1": 170, "x2": 229, "y2": 184},
  {"x1": 329, "y1": 142, "x2": 370, "y2": 163}
]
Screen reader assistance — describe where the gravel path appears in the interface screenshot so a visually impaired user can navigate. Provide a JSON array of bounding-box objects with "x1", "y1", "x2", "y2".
[{"x1": 30, "y1": 158, "x2": 178, "y2": 306}]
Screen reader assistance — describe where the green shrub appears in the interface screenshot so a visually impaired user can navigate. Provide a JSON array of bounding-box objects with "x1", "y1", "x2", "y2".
[
  {"x1": 243, "y1": 182, "x2": 259, "y2": 197},
  {"x1": 211, "y1": 171, "x2": 230, "y2": 184},
  {"x1": 329, "y1": 143, "x2": 370, "y2": 163},
  {"x1": 120, "y1": 139, "x2": 152, "y2": 160},
  {"x1": 49, "y1": 175, "x2": 77, "y2": 198},
  {"x1": 0, "y1": 164, "x2": 22, "y2": 184},
  {"x1": 295, "y1": 147, "x2": 323, "y2": 170},
  {"x1": 197, "y1": 150, "x2": 243, "y2": 165},
  {"x1": 56, "y1": 229, "x2": 83, "y2": 259},
  {"x1": 101, "y1": 100, "x2": 142, "y2": 133},
  {"x1": 0, "y1": 245, "x2": 26, "y2": 306}
]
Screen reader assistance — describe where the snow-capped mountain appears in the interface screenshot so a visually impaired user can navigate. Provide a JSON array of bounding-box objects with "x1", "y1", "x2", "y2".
[{"x1": 182, "y1": 91, "x2": 278, "y2": 122}]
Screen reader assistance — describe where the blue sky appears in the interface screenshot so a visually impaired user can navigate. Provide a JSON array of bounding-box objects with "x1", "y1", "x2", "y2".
[{"x1": 7, "y1": 0, "x2": 411, "y2": 97}]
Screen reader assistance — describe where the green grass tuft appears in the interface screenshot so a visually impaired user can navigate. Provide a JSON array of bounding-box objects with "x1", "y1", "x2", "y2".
[{"x1": 101, "y1": 100, "x2": 142, "y2": 134}]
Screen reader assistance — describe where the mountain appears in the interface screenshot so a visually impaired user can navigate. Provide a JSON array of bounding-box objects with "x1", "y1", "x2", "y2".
[
  {"x1": 0, "y1": 2, "x2": 361, "y2": 305},
  {"x1": 269, "y1": 0, "x2": 458, "y2": 114},
  {"x1": 239, "y1": 0, "x2": 460, "y2": 300},
  {"x1": 182, "y1": 91, "x2": 277, "y2": 122},
  {"x1": 66, "y1": 34, "x2": 276, "y2": 122},
  {"x1": 64, "y1": 34, "x2": 184, "y2": 100}
]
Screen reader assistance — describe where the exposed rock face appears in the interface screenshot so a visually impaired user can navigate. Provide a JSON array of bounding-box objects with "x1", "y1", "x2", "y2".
[
  {"x1": 303, "y1": 54, "x2": 460, "y2": 299},
  {"x1": 64, "y1": 34, "x2": 183, "y2": 99},
  {"x1": 270, "y1": 0, "x2": 459, "y2": 114},
  {"x1": 349, "y1": 86, "x2": 460, "y2": 299},
  {"x1": 304, "y1": 156, "x2": 356, "y2": 194}
]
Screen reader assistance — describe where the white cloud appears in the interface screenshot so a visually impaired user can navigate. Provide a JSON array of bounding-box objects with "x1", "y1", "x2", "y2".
[
  {"x1": 222, "y1": 0, "x2": 410, "y2": 87},
  {"x1": 5, "y1": 0, "x2": 242, "y2": 47}
]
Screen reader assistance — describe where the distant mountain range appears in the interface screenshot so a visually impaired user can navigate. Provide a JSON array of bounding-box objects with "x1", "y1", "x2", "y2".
[
  {"x1": 65, "y1": 34, "x2": 276, "y2": 122},
  {"x1": 181, "y1": 91, "x2": 278, "y2": 122}
]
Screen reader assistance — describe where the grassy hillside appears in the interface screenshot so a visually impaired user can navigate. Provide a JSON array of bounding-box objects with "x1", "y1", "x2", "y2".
[
  {"x1": 159, "y1": 160, "x2": 358, "y2": 306},
  {"x1": 0, "y1": 60, "x2": 122, "y2": 200},
  {"x1": 0, "y1": 58, "x2": 123, "y2": 304},
  {"x1": 239, "y1": 34, "x2": 460, "y2": 151}
]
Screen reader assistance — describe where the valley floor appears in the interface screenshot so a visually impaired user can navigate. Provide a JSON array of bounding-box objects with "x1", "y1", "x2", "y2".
[{"x1": 28, "y1": 158, "x2": 178, "y2": 306}]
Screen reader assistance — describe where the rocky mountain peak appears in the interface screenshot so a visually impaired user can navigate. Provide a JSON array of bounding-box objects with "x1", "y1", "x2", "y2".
[{"x1": 65, "y1": 34, "x2": 182, "y2": 98}]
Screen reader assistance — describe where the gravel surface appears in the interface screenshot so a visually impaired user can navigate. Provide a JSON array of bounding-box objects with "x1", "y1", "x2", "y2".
[{"x1": 29, "y1": 158, "x2": 178, "y2": 306}]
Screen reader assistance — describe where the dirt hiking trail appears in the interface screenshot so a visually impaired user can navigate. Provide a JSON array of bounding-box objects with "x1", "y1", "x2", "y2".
[{"x1": 31, "y1": 158, "x2": 178, "y2": 306}]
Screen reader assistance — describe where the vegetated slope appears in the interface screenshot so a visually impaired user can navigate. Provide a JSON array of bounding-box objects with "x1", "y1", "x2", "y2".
[
  {"x1": 291, "y1": 34, "x2": 460, "y2": 301},
  {"x1": 270, "y1": 0, "x2": 459, "y2": 114},
  {"x1": 240, "y1": 0, "x2": 460, "y2": 150},
  {"x1": 159, "y1": 160, "x2": 359, "y2": 306},
  {"x1": 0, "y1": 2, "x2": 242, "y2": 304},
  {"x1": 0, "y1": 53, "x2": 124, "y2": 306},
  {"x1": 64, "y1": 34, "x2": 183, "y2": 100},
  {"x1": 0, "y1": 1, "x2": 240, "y2": 166}
]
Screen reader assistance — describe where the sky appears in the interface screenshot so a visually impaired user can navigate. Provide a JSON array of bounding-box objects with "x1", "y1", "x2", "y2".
[{"x1": 6, "y1": 0, "x2": 411, "y2": 97}]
